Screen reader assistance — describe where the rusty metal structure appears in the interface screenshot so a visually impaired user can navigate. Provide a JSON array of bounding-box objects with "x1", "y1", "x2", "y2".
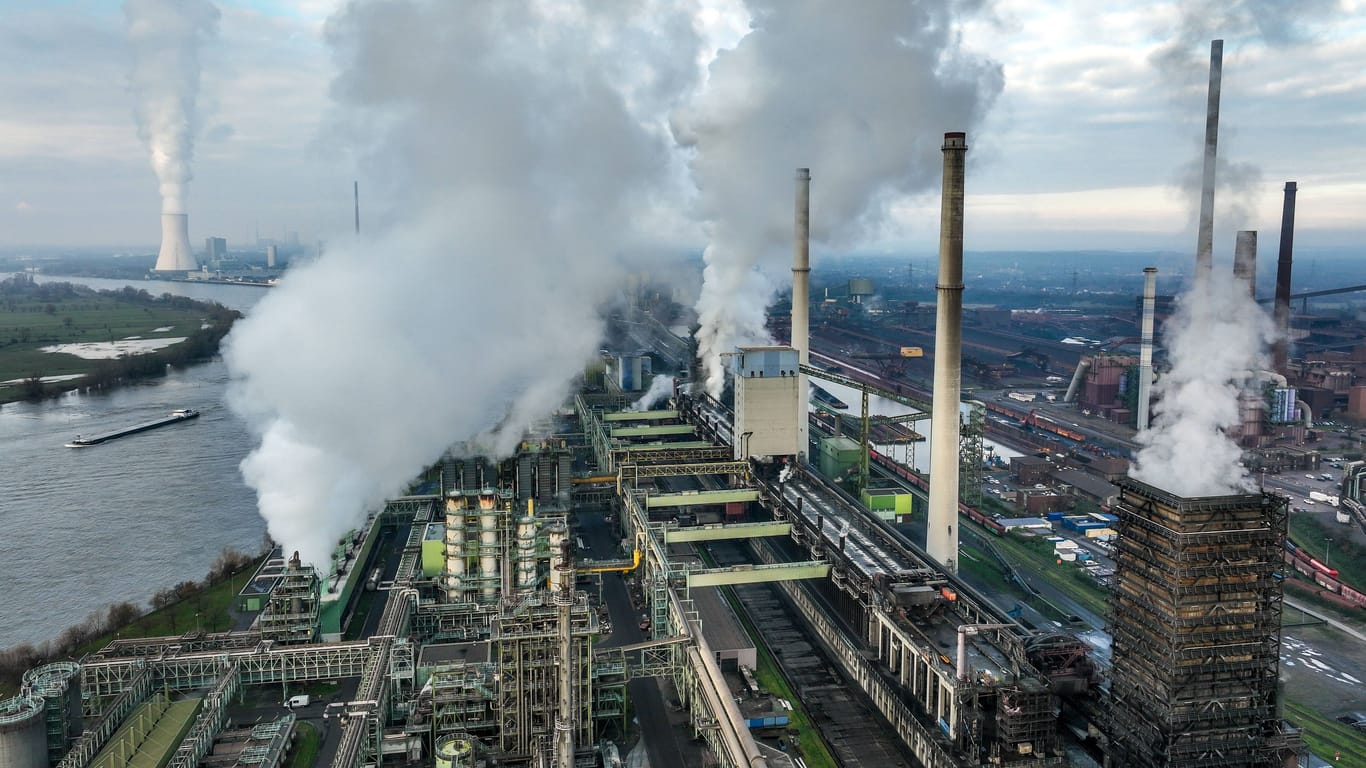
[{"x1": 1106, "y1": 479, "x2": 1298, "y2": 767}]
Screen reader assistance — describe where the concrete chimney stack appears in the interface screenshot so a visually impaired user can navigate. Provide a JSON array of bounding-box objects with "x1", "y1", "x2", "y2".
[
  {"x1": 793, "y1": 168, "x2": 811, "y2": 460},
  {"x1": 1234, "y1": 230, "x2": 1257, "y2": 298},
  {"x1": 1137, "y1": 267, "x2": 1158, "y2": 432},
  {"x1": 927, "y1": 132, "x2": 967, "y2": 574},
  {"x1": 1273, "y1": 182, "x2": 1297, "y2": 373},
  {"x1": 1195, "y1": 39, "x2": 1223, "y2": 284},
  {"x1": 154, "y1": 213, "x2": 196, "y2": 272}
]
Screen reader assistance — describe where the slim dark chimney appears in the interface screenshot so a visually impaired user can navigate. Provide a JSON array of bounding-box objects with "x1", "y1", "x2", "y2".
[
  {"x1": 1273, "y1": 182, "x2": 1297, "y2": 373},
  {"x1": 354, "y1": 181, "x2": 360, "y2": 235},
  {"x1": 1195, "y1": 40, "x2": 1223, "y2": 283}
]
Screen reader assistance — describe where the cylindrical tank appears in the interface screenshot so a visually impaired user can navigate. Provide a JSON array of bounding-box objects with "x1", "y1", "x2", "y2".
[
  {"x1": 433, "y1": 734, "x2": 473, "y2": 768},
  {"x1": 547, "y1": 523, "x2": 568, "y2": 592},
  {"x1": 516, "y1": 516, "x2": 538, "y2": 593},
  {"x1": 0, "y1": 695, "x2": 49, "y2": 768},
  {"x1": 445, "y1": 521, "x2": 466, "y2": 602},
  {"x1": 21, "y1": 662, "x2": 82, "y2": 753},
  {"x1": 479, "y1": 506, "x2": 499, "y2": 602}
]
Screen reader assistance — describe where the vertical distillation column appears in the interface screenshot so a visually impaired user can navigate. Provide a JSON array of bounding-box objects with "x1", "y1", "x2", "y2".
[
  {"x1": 553, "y1": 544, "x2": 576, "y2": 768},
  {"x1": 1194, "y1": 39, "x2": 1223, "y2": 284},
  {"x1": 547, "y1": 523, "x2": 567, "y2": 592},
  {"x1": 516, "y1": 501, "x2": 538, "y2": 594},
  {"x1": 1137, "y1": 267, "x2": 1157, "y2": 432},
  {"x1": 445, "y1": 495, "x2": 467, "y2": 602},
  {"x1": 479, "y1": 496, "x2": 499, "y2": 602},
  {"x1": 793, "y1": 168, "x2": 812, "y2": 461},
  {"x1": 926, "y1": 132, "x2": 968, "y2": 573}
]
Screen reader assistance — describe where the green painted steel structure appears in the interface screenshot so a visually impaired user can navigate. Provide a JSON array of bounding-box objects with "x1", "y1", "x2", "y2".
[
  {"x1": 644, "y1": 489, "x2": 759, "y2": 509},
  {"x1": 602, "y1": 410, "x2": 679, "y2": 422},
  {"x1": 662, "y1": 521, "x2": 791, "y2": 543},
  {"x1": 684, "y1": 561, "x2": 830, "y2": 588},
  {"x1": 609, "y1": 424, "x2": 696, "y2": 438}
]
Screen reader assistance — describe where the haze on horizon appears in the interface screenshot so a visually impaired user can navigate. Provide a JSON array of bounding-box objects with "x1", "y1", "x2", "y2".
[{"x1": 1, "y1": 0, "x2": 1364, "y2": 256}]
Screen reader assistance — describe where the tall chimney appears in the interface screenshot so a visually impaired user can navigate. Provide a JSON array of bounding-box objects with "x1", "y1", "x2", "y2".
[
  {"x1": 1195, "y1": 39, "x2": 1223, "y2": 284},
  {"x1": 1273, "y1": 182, "x2": 1297, "y2": 373},
  {"x1": 154, "y1": 213, "x2": 196, "y2": 272},
  {"x1": 927, "y1": 132, "x2": 967, "y2": 574},
  {"x1": 354, "y1": 181, "x2": 361, "y2": 235},
  {"x1": 1137, "y1": 267, "x2": 1158, "y2": 432},
  {"x1": 793, "y1": 168, "x2": 812, "y2": 460},
  {"x1": 1233, "y1": 230, "x2": 1257, "y2": 298}
]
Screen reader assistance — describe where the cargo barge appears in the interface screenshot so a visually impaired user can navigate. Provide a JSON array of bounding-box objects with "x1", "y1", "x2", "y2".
[{"x1": 66, "y1": 409, "x2": 199, "y2": 447}]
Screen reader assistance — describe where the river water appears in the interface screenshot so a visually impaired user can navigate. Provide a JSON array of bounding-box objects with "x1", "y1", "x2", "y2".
[{"x1": 0, "y1": 275, "x2": 269, "y2": 648}]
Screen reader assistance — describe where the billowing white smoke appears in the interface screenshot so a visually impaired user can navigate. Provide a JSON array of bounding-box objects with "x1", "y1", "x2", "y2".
[
  {"x1": 674, "y1": 0, "x2": 1003, "y2": 395},
  {"x1": 225, "y1": 0, "x2": 697, "y2": 568},
  {"x1": 1130, "y1": 270, "x2": 1277, "y2": 496},
  {"x1": 124, "y1": 0, "x2": 218, "y2": 215},
  {"x1": 631, "y1": 375, "x2": 676, "y2": 411}
]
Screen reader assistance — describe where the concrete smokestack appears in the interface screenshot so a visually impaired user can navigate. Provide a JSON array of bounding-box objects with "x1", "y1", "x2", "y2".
[
  {"x1": 1195, "y1": 39, "x2": 1223, "y2": 284},
  {"x1": 154, "y1": 213, "x2": 196, "y2": 272},
  {"x1": 1137, "y1": 267, "x2": 1158, "y2": 432},
  {"x1": 927, "y1": 132, "x2": 967, "y2": 574},
  {"x1": 793, "y1": 168, "x2": 811, "y2": 460},
  {"x1": 354, "y1": 180, "x2": 361, "y2": 235},
  {"x1": 1233, "y1": 230, "x2": 1257, "y2": 298},
  {"x1": 1273, "y1": 182, "x2": 1297, "y2": 373}
]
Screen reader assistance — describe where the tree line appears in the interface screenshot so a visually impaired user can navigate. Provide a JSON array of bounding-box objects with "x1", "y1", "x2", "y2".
[{"x1": 0, "y1": 547, "x2": 259, "y2": 695}]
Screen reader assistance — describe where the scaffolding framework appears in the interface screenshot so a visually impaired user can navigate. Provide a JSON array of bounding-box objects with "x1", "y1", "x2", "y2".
[
  {"x1": 492, "y1": 591, "x2": 597, "y2": 759},
  {"x1": 1106, "y1": 480, "x2": 1296, "y2": 768},
  {"x1": 959, "y1": 403, "x2": 985, "y2": 509},
  {"x1": 259, "y1": 562, "x2": 320, "y2": 645}
]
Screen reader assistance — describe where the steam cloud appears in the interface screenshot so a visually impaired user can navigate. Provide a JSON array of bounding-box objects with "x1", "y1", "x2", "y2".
[
  {"x1": 124, "y1": 0, "x2": 219, "y2": 215},
  {"x1": 225, "y1": 0, "x2": 698, "y2": 568},
  {"x1": 675, "y1": 0, "x2": 1003, "y2": 395},
  {"x1": 631, "y1": 375, "x2": 676, "y2": 411},
  {"x1": 1130, "y1": 270, "x2": 1277, "y2": 496}
]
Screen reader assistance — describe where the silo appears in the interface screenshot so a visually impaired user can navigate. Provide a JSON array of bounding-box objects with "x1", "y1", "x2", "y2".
[
  {"x1": 0, "y1": 696, "x2": 49, "y2": 768},
  {"x1": 433, "y1": 734, "x2": 474, "y2": 768},
  {"x1": 21, "y1": 662, "x2": 82, "y2": 763}
]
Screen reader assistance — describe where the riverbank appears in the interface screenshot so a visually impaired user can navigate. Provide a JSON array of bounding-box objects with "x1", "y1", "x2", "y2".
[{"x1": 0, "y1": 274, "x2": 240, "y2": 404}]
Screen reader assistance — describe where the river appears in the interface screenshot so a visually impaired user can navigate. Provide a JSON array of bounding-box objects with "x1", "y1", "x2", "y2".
[{"x1": 0, "y1": 275, "x2": 269, "y2": 649}]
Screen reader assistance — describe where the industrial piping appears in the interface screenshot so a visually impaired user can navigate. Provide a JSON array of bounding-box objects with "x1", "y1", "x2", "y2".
[
  {"x1": 1273, "y1": 181, "x2": 1297, "y2": 373},
  {"x1": 1234, "y1": 231, "x2": 1257, "y2": 298},
  {"x1": 927, "y1": 132, "x2": 967, "y2": 574},
  {"x1": 793, "y1": 168, "x2": 812, "y2": 461},
  {"x1": 1195, "y1": 39, "x2": 1223, "y2": 284},
  {"x1": 1137, "y1": 267, "x2": 1157, "y2": 431}
]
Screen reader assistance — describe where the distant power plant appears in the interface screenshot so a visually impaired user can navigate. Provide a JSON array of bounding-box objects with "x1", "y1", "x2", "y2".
[{"x1": 154, "y1": 213, "x2": 196, "y2": 272}]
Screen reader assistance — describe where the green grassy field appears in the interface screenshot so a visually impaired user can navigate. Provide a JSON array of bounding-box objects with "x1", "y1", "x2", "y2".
[
  {"x1": 0, "y1": 288, "x2": 207, "y2": 394},
  {"x1": 287, "y1": 722, "x2": 322, "y2": 768},
  {"x1": 1285, "y1": 701, "x2": 1366, "y2": 766}
]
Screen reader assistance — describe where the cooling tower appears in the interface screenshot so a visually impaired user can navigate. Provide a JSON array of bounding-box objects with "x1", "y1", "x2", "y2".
[
  {"x1": 154, "y1": 213, "x2": 197, "y2": 272},
  {"x1": 926, "y1": 132, "x2": 967, "y2": 574},
  {"x1": 1194, "y1": 40, "x2": 1223, "y2": 283}
]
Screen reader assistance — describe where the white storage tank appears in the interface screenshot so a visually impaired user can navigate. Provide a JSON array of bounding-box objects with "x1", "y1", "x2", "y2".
[{"x1": 0, "y1": 695, "x2": 48, "y2": 768}]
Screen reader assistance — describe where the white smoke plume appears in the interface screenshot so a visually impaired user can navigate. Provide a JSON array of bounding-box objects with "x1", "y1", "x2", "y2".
[
  {"x1": 124, "y1": 0, "x2": 219, "y2": 215},
  {"x1": 631, "y1": 375, "x2": 676, "y2": 411},
  {"x1": 225, "y1": 0, "x2": 698, "y2": 568},
  {"x1": 1130, "y1": 269, "x2": 1277, "y2": 496},
  {"x1": 675, "y1": 0, "x2": 1003, "y2": 396}
]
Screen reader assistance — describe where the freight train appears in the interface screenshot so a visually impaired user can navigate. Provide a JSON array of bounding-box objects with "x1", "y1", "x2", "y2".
[
  {"x1": 1283, "y1": 540, "x2": 1365, "y2": 608},
  {"x1": 983, "y1": 400, "x2": 1088, "y2": 443}
]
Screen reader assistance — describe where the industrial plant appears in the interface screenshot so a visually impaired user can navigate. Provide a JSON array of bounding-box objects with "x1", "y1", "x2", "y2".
[{"x1": 12, "y1": 34, "x2": 1366, "y2": 768}]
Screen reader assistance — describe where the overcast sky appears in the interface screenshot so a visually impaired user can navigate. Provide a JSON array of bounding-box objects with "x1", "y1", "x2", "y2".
[{"x1": 2, "y1": 0, "x2": 1364, "y2": 256}]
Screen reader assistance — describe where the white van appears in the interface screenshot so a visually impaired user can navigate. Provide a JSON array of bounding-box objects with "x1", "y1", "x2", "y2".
[{"x1": 287, "y1": 695, "x2": 311, "y2": 709}]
